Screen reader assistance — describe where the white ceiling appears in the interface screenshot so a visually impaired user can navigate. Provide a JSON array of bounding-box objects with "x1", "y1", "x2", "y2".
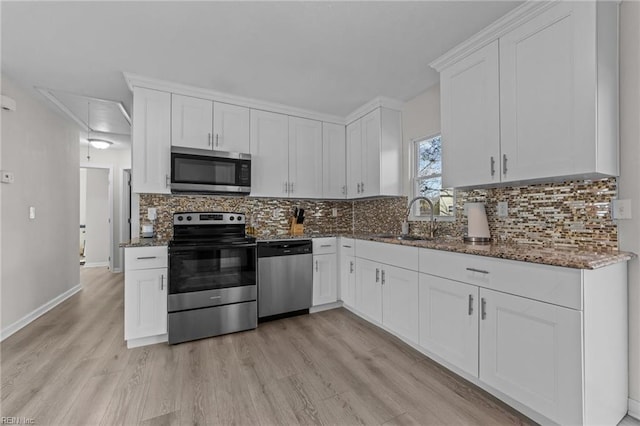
[{"x1": 1, "y1": 1, "x2": 521, "y2": 122}]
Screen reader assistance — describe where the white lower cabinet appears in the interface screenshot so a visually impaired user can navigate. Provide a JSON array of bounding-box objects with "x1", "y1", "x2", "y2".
[
  {"x1": 313, "y1": 254, "x2": 337, "y2": 306},
  {"x1": 355, "y1": 258, "x2": 383, "y2": 323},
  {"x1": 419, "y1": 274, "x2": 479, "y2": 377},
  {"x1": 382, "y1": 265, "x2": 419, "y2": 344},
  {"x1": 124, "y1": 246, "x2": 168, "y2": 347},
  {"x1": 479, "y1": 288, "x2": 583, "y2": 425}
]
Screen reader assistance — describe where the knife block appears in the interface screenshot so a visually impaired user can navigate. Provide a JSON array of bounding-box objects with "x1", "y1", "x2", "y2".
[{"x1": 290, "y1": 218, "x2": 304, "y2": 236}]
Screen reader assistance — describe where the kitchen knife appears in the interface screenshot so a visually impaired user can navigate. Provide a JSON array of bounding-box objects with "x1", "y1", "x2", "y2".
[{"x1": 297, "y1": 208, "x2": 305, "y2": 224}]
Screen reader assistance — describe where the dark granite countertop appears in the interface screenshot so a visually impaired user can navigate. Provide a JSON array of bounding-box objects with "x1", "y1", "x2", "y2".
[{"x1": 120, "y1": 237, "x2": 171, "y2": 248}]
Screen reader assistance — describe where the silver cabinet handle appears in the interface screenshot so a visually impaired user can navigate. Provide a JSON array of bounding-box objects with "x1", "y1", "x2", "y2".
[
  {"x1": 165, "y1": 174, "x2": 170, "y2": 188},
  {"x1": 381, "y1": 270, "x2": 385, "y2": 285},
  {"x1": 342, "y1": 245, "x2": 352, "y2": 248},
  {"x1": 490, "y1": 156, "x2": 495, "y2": 177},
  {"x1": 361, "y1": 182, "x2": 364, "y2": 193},
  {"x1": 320, "y1": 244, "x2": 332, "y2": 248},
  {"x1": 136, "y1": 256, "x2": 157, "y2": 260},
  {"x1": 468, "y1": 294, "x2": 474, "y2": 316},
  {"x1": 375, "y1": 268, "x2": 380, "y2": 282},
  {"x1": 481, "y1": 298, "x2": 487, "y2": 320},
  {"x1": 283, "y1": 182, "x2": 288, "y2": 194},
  {"x1": 315, "y1": 260, "x2": 319, "y2": 272},
  {"x1": 466, "y1": 267, "x2": 489, "y2": 274},
  {"x1": 350, "y1": 261, "x2": 354, "y2": 273},
  {"x1": 209, "y1": 296, "x2": 222, "y2": 300},
  {"x1": 160, "y1": 274, "x2": 164, "y2": 291},
  {"x1": 290, "y1": 182, "x2": 294, "y2": 193},
  {"x1": 357, "y1": 183, "x2": 361, "y2": 194},
  {"x1": 208, "y1": 133, "x2": 212, "y2": 146},
  {"x1": 342, "y1": 185, "x2": 346, "y2": 195},
  {"x1": 215, "y1": 133, "x2": 219, "y2": 147},
  {"x1": 503, "y1": 154, "x2": 508, "y2": 175}
]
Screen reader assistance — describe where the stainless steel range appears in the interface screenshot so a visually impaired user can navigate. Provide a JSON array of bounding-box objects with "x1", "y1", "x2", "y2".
[{"x1": 168, "y1": 212, "x2": 257, "y2": 344}]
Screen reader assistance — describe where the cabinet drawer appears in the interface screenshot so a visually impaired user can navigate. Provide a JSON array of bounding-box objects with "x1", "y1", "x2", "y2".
[
  {"x1": 339, "y1": 238, "x2": 355, "y2": 256},
  {"x1": 313, "y1": 237, "x2": 337, "y2": 255},
  {"x1": 419, "y1": 248, "x2": 582, "y2": 310},
  {"x1": 125, "y1": 246, "x2": 168, "y2": 270},
  {"x1": 356, "y1": 239, "x2": 419, "y2": 271}
]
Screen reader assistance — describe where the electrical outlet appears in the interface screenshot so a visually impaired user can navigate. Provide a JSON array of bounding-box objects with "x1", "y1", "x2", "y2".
[
  {"x1": 1, "y1": 170, "x2": 14, "y2": 184},
  {"x1": 272, "y1": 208, "x2": 280, "y2": 220},
  {"x1": 612, "y1": 199, "x2": 632, "y2": 220},
  {"x1": 497, "y1": 201, "x2": 508, "y2": 217},
  {"x1": 147, "y1": 207, "x2": 157, "y2": 221},
  {"x1": 332, "y1": 208, "x2": 338, "y2": 217}
]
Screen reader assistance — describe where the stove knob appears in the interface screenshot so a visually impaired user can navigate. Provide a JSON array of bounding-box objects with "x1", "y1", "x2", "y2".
[
  {"x1": 177, "y1": 216, "x2": 183, "y2": 221},
  {"x1": 186, "y1": 215, "x2": 192, "y2": 221},
  {"x1": 237, "y1": 216, "x2": 243, "y2": 222},
  {"x1": 229, "y1": 216, "x2": 235, "y2": 221}
]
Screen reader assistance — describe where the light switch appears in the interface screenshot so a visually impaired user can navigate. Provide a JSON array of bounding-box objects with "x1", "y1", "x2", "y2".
[
  {"x1": 147, "y1": 208, "x2": 157, "y2": 221},
  {"x1": 497, "y1": 201, "x2": 508, "y2": 217},
  {"x1": 29, "y1": 206, "x2": 36, "y2": 220},
  {"x1": 612, "y1": 199, "x2": 632, "y2": 220},
  {"x1": 332, "y1": 208, "x2": 338, "y2": 217}
]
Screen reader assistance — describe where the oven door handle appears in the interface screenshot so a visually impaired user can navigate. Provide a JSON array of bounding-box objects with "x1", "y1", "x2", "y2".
[{"x1": 170, "y1": 243, "x2": 257, "y2": 252}]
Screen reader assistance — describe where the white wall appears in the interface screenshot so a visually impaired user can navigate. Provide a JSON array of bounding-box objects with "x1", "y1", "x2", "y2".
[
  {"x1": 83, "y1": 168, "x2": 110, "y2": 265},
  {"x1": 619, "y1": 0, "x2": 640, "y2": 407},
  {"x1": 1, "y1": 74, "x2": 80, "y2": 332},
  {"x1": 402, "y1": 84, "x2": 440, "y2": 196},
  {"x1": 80, "y1": 146, "x2": 131, "y2": 272}
]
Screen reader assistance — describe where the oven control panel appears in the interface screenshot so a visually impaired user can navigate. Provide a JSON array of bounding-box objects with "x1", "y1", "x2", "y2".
[{"x1": 174, "y1": 212, "x2": 244, "y2": 225}]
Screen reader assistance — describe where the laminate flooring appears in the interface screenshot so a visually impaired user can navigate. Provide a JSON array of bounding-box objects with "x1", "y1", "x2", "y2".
[{"x1": 0, "y1": 267, "x2": 635, "y2": 426}]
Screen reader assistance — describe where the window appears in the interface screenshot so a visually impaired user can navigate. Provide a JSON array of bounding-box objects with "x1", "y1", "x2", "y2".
[{"x1": 413, "y1": 134, "x2": 454, "y2": 219}]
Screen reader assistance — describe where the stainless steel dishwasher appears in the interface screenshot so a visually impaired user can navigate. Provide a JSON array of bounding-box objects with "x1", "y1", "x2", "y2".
[{"x1": 257, "y1": 240, "x2": 313, "y2": 319}]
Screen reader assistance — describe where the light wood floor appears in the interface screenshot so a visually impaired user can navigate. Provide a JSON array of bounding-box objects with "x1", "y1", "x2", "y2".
[{"x1": 0, "y1": 267, "x2": 635, "y2": 426}]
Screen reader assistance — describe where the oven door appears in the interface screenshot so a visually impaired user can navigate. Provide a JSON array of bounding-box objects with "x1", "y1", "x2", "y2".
[
  {"x1": 171, "y1": 147, "x2": 251, "y2": 194},
  {"x1": 169, "y1": 243, "x2": 256, "y2": 295}
]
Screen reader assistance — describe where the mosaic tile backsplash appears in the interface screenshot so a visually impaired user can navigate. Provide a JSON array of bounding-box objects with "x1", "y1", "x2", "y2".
[{"x1": 140, "y1": 177, "x2": 618, "y2": 251}]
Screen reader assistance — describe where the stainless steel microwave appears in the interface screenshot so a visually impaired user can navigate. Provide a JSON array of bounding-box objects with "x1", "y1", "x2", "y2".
[{"x1": 170, "y1": 147, "x2": 251, "y2": 195}]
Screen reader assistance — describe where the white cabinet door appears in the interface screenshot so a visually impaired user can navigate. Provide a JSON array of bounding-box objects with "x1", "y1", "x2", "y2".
[
  {"x1": 479, "y1": 288, "x2": 583, "y2": 425},
  {"x1": 419, "y1": 274, "x2": 479, "y2": 377},
  {"x1": 360, "y1": 109, "x2": 381, "y2": 197},
  {"x1": 313, "y1": 254, "x2": 337, "y2": 306},
  {"x1": 250, "y1": 110, "x2": 289, "y2": 197},
  {"x1": 441, "y1": 40, "x2": 500, "y2": 188},
  {"x1": 213, "y1": 102, "x2": 250, "y2": 153},
  {"x1": 355, "y1": 258, "x2": 382, "y2": 323},
  {"x1": 346, "y1": 120, "x2": 362, "y2": 198},
  {"x1": 171, "y1": 94, "x2": 213, "y2": 150},
  {"x1": 132, "y1": 87, "x2": 171, "y2": 194},
  {"x1": 322, "y1": 122, "x2": 347, "y2": 198},
  {"x1": 382, "y1": 265, "x2": 419, "y2": 344},
  {"x1": 500, "y1": 2, "x2": 595, "y2": 182},
  {"x1": 340, "y1": 255, "x2": 356, "y2": 308},
  {"x1": 124, "y1": 268, "x2": 167, "y2": 340},
  {"x1": 289, "y1": 117, "x2": 323, "y2": 198}
]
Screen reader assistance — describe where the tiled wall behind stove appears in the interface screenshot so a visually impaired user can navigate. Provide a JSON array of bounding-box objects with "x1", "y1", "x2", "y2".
[
  {"x1": 354, "y1": 177, "x2": 619, "y2": 251},
  {"x1": 139, "y1": 194, "x2": 353, "y2": 240}
]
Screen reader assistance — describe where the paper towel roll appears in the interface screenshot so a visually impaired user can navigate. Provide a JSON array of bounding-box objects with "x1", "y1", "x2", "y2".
[{"x1": 466, "y1": 203, "x2": 490, "y2": 239}]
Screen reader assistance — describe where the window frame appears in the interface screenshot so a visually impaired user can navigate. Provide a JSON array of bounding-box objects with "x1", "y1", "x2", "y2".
[{"x1": 410, "y1": 134, "x2": 456, "y2": 222}]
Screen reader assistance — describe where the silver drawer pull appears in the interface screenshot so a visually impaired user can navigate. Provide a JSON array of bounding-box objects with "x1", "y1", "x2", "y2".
[
  {"x1": 320, "y1": 244, "x2": 332, "y2": 248},
  {"x1": 466, "y1": 267, "x2": 489, "y2": 274},
  {"x1": 137, "y1": 256, "x2": 157, "y2": 260},
  {"x1": 342, "y1": 245, "x2": 352, "y2": 248},
  {"x1": 209, "y1": 296, "x2": 222, "y2": 300}
]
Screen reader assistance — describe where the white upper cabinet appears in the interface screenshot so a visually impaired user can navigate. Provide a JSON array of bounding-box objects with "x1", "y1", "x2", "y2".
[
  {"x1": 213, "y1": 102, "x2": 250, "y2": 153},
  {"x1": 441, "y1": 41, "x2": 500, "y2": 188},
  {"x1": 172, "y1": 94, "x2": 250, "y2": 153},
  {"x1": 322, "y1": 122, "x2": 347, "y2": 198},
  {"x1": 346, "y1": 107, "x2": 402, "y2": 198},
  {"x1": 132, "y1": 87, "x2": 171, "y2": 194},
  {"x1": 433, "y1": 1, "x2": 619, "y2": 188},
  {"x1": 171, "y1": 94, "x2": 213, "y2": 150},
  {"x1": 250, "y1": 110, "x2": 289, "y2": 197},
  {"x1": 288, "y1": 117, "x2": 323, "y2": 198}
]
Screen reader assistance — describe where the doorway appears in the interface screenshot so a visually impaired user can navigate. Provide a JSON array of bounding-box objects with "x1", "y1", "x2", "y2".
[{"x1": 79, "y1": 165, "x2": 113, "y2": 270}]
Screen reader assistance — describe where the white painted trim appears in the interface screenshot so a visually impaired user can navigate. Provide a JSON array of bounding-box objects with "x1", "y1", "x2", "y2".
[
  {"x1": 83, "y1": 262, "x2": 109, "y2": 268},
  {"x1": 310, "y1": 301, "x2": 343, "y2": 313},
  {"x1": 345, "y1": 96, "x2": 405, "y2": 125},
  {"x1": 80, "y1": 163, "x2": 114, "y2": 271},
  {"x1": 629, "y1": 399, "x2": 640, "y2": 420},
  {"x1": 1, "y1": 284, "x2": 82, "y2": 341},
  {"x1": 126, "y1": 333, "x2": 168, "y2": 349},
  {"x1": 123, "y1": 72, "x2": 346, "y2": 125},
  {"x1": 429, "y1": 1, "x2": 555, "y2": 71},
  {"x1": 111, "y1": 268, "x2": 122, "y2": 273}
]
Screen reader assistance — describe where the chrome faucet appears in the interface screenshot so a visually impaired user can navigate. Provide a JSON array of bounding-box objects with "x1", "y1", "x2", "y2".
[{"x1": 403, "y1": 196, "x2": 437, "y2": 238}]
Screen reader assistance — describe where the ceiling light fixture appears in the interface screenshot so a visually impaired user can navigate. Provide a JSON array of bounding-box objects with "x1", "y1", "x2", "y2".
[{"x1": 88, "y1": 138, "x2": 113, "y2": 150}]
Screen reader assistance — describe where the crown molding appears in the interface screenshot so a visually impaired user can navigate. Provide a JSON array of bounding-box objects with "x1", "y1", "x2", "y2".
[
  {"x1": 430, "y1": 1, "x2": 557, "y2": 72},
  {"x1": 344, "y1": 96, "x2": 405, "y2": 125},
  {"x1": 123, "y1": 72, "x2": 346, "y2": 125}
]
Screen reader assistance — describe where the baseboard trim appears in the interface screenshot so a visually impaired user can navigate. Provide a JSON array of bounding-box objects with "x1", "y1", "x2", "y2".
[
  {"x1": 310, "y1": 301, "x2": 343, "y2": 313},
  {"x1": 1, "y1": 284, "x2": 82, "y2": 341},
  {"x1": 83, "y1": 262, "x2": 109, "y2": 268},
  {"x1": 112, "y1": 268, "x2": 122, "y2": 273},
  {"x1": 629, "y1": 398, "x2": 640, "y2": 420},
  {"x1": 126, "y1": 334, "x2": 168, "y2": 349}
]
